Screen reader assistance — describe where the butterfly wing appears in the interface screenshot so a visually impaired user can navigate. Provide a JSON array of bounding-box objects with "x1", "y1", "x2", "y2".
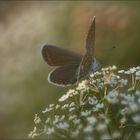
[
  {"x1": 42, "y1": 45, "x2": 82, "y2": 66},
  {"x1": 78, "y1": 17, "x2": 96, "y2": 79},
  {"x1": 86, "y1": 16, "x2": 95, "y2": 56},
  {"x1": 48, "y1": 64, "x2": 79, "y2": 86}
]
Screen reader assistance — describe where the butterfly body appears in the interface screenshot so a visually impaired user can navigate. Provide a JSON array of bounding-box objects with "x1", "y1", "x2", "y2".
[
  {"x1": 91, "y1": 58, "x2": 99, "y2": 72},
  {"x1": 42, "y1": 16, "x2": 100, "y2": 86},
  {"x1": 78, "y1": 56, "x2": 99, "y2": 78}
]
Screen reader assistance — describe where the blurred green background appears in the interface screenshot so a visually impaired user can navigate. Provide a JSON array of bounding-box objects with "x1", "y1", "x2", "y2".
[{"x1": 0, "y1": 1, "x2": 140, "y2": 138}]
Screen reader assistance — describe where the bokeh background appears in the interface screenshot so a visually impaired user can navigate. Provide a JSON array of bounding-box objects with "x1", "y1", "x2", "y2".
[{"x1": 0, "y1": 1, "x2": 140, "y2": 138}]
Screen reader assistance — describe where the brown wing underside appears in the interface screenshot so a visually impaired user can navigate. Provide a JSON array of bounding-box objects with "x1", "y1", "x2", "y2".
[
  {"x1": 48, "y1": 64, "x2": 79, "y2": 86},
  {"x1": 78, "y1": 17, "x2": 96, "y2": 79},
  {"x1": 78, "y1": 53, "x2": 93, "y2": 79},
  {"x1": 85, "y1": 16, "x2": 95, "y2": 56},
  {"x1": 42, "y1": 45, "x2": 82, "y2": 66}
]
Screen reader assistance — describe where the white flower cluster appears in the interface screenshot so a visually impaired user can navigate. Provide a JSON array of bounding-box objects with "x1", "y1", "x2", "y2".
[{"x1": 29, "y1": 66, "x2": 140, "y2": 140}]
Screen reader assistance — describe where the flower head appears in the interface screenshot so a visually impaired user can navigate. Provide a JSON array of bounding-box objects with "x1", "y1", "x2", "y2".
[{"x1": 29, "y1": 65, "x2": 140, "y2": 139}]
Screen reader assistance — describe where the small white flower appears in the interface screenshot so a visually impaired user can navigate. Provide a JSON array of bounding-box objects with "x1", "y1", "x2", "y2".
[
  {"x1": 45, "y1": 117, "x2": 50, "y2": 124},
  {"x1": 73, "y1": 90, "x2": 79, "y2": 95},
  {"x1": 107, "y1": 75, "x2": 118, "y2": 86},
  {"x1": 120, "y1": 117, "x2": 127, "y2": 124},
  {"x1": 118, "y1": 70, "x2": 125, "y2": 73},
  {"x1": 90, "y1": 73, "x2": 94, "y2": 78},
  {"x1": 96, "y1": 79, "x2": 102, "y2": 83},
  {"x1": 136, "y1": 66, "x2": 140, "y2": 70},
  {"x1": 120, "y1": 108, "x2": 129, "y2": 115},
  {"x1": 90, "y1": 79, "x2": 96, "y2": 84},
  {"x1": 116, "y1": 75, "x2": 120, "y2": 79},
  {"x1": 100, "y1": 134, "x2": 111, "y2": 139},
  {"x1": 96, "y1": 103, "x2": 104, "y2": 109},
  {"x1": 59, "y1": 94, "x2": 70, "y2": 102},
  {"x1": 102, "y1": 67, "x2": 109, "y2": 71},
  {"x1": 61, "y1": 104, "x2": 69, "y2": 109},
  {"x1": 105, "y1": 91, "x2": 119, "y2": 104},
  {"x1": 93, "y1": 71, "x2": 102, "y2": 76},
  {"x1": 136, "y1": 71, "x2": 140, "y2": 80},
  {"x1": 53, "y1": 115, "x2": 59, "y2": 124},
  {"x1": 132, "y1": 114, "x2": 140, "y2": 123},
  {"x1": 81, "y1": 110, "x2": 91, "y2": 116},
  {"x1": 83, "y1": 125, "x2": 93, "y2": 133},
  {"x1": 96, "y1": 123, "x2": 107, "y2": 131},
  {"x1": 33, "y1": 126, "x2": 37, "y2": 132},
  {"x1": 87, "y1": 116, "x2": 97, "y2": 124},
  {"x1": 112, "y1": 65, "x2": 117, "y2": 70},
  {"x1": 128, "y1": 87, "x2": 136, "y2": 92},
  {"x1": 129, "y1": 103, "x2": 139, "y2": 113},
  {"x1": 56, "y1": 122, "x2": 69, "y2": 129},
  {"x1": 29, "y1": 133, "x2": 39, "y2": 139},
  {"x1": 135, "y1": 132, "x2": 140, "y2": 139},
  {"x1": 136, "y1": 90, "x2": 140, "y2": 96},
  {"x1": 130, "y1": 67, "x2": 137, "y2": 73},
  {"x1": 69, "y1": 107, "x2": 75, "y2": 112},
  {"x1": 77, "y1": 124, "x2": 83, "y2": 129},
  {"x1": 69, "y1": 102, "x2": 75, "y2": 107},
  {"x1": 73, "y1": 119, "x2": 80, "y2": 125},
  {"x1": 138, "y1": 98, "x2": 140, "y2": 104},
  {"x1": 124, "y1": 71, "x2": 131, "y2": 75},
  {"x1": 59, "y1": 89, "x2": 77, "y2": 102},
  {"x1": 123, "y1": 94, "x2": 134, "y2": 103},
  {"x1": 121, "y1": 100, "x2": 128, "y2": 105},
  {"x1": 98, "y1": 114, "x2": 110, "y2": 124},
  {"x1": 88, "y1": 96, "x2": 98, "y2": 105},
  {"x1": 119, "y1": 79, "x2": 128, "y2": 86},
  {"x1": 136, "y1": 76, "x2": 140, "y2": 80},
  {"x1": 71, "y1": 130, "x2": 79, "y2": 137},
  {"x1": 67, "y1": 89, "x2": 76, "y2": 96},
  {"x1": 85, "y1": 135, "x2": 95, "y2": 140},
  {"x1": 60, "y1": 115, "x2": 65, "y2": 121},
  {"x1": 112, "y1": 131, "x2": 121, "y2": 138},
  {"x1": 55, "y1": 104, "x2": 60, "y2": 109},
  {"x1": 76, "y1": 80, "x2": 89, "y2": 91},
  {"x1": 69, "y1": 115, "x2": 77, "y2": 120},
  {"x1": 92, "y1": 107, "x2": 99, "y2": 112},
  {"x1": 110, "y1": 65, "x2": 117, "y2": 70},
  {"x1": 28, "y1": 127, "x2": 38, "y2": 138},
  {"x1": 49, "y1": 104, "x2": 54, "y2": 108},
  {"x1": 42, "y1": 107, "x2": 53, "y2": 113},
  {"x1": 46, "y1": 127, "x2": 55, "y2": 135},
  {"x1": 34, "y1": 114, "x2": 41, "y2": 124}
]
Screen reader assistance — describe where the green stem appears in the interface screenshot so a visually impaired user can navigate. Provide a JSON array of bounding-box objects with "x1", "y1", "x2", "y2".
[
  {"x1": 113, "y1": 85, "x2": 121, "y2": 91},
  {"x1": 74, "y1": 96, "x2": 79, "y2": 108},
  {"x1": 82, "y1": 93, "x2": 89, "y2": 102},
  {"x1": 79, "y1": 92, "x2": 83, "y2": 106},
  {"x1": 91, "y1": 84, "x2": 99, "y2": 93},
  {"x1": 104, "y1": 87, "x2": 107, "y2": 97},
  {"x1": 136, "y1": 80, "x2": 140, "y2": 89},
  {"x1": 132, "y1": 74, "x2": 135, "y2": 86},
  {"x1": 126, "y1": 128, "x2": 134, "y2": 140}
]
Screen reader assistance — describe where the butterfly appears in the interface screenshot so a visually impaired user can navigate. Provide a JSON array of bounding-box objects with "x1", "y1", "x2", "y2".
[{"x1": 42, "y1": 16, "x2": 99, "y2": 86}]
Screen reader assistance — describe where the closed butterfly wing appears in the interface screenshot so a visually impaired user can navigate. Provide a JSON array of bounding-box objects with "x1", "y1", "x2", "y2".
[
  {"x1": 48, "y1": 64, "x2": 79, "y2": 86},
  {"x1": 42, "y1": 45, "x2": 82, "y2": 66},
  {"x1": 86, "y1": 16, "x2": 95, "y2": 55},
  {"x1": 78, "y1": 17, "x2": 96, "y2": 78}
]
